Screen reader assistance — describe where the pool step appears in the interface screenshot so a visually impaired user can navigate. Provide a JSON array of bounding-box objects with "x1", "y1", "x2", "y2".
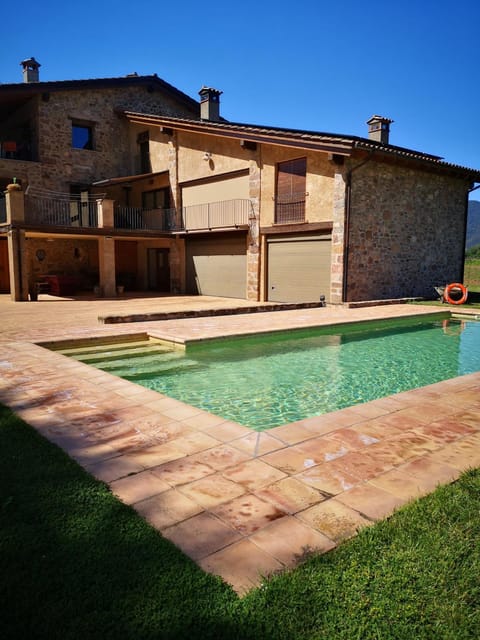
[
  {"x1": 70, "y1": 344, "x2": 175, "y2": 364},
  {"x1": 56, "y1": 339, "x2": 169, "y2": 358}
]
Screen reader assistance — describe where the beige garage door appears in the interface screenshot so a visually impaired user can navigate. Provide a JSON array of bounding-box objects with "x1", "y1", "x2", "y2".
[
  {"x1": 186, "y1": 235, "x2": 247, "y2": 298},
  {"x1": 267, "y1": 236, "x2": 331, "y2": 302}
]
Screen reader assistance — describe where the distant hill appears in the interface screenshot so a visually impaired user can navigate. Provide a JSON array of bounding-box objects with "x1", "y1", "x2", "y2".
[{"x1": 467, "y1": 200, "x2": 480, "y2": 249}]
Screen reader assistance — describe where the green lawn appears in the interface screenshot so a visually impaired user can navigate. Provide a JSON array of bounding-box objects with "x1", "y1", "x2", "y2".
[{"x1": 1, "y1": 405, "x2": 479, "y2": 640}]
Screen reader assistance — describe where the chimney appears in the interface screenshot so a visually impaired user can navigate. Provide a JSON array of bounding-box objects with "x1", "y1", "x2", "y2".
[
  {"x1": 21, "y1": 57, "x2": 41, "y2": 83},
  {"x1": 366, "y1": 115, "x2": 394, "y2": 145},
  {"x1": 199, "y1": 86, "x2": 222, "y2": 121}
]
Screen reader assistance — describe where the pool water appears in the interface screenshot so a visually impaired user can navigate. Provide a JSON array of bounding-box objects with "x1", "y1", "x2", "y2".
[{"x1": 55, "y1": 315, "x2": 480, "y2": 431}]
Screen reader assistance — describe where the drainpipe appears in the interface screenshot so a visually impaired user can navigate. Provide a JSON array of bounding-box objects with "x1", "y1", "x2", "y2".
[
  {"x1": 462, "y1": 182, "x2": 480, "y2": 282},
  {"x1": 342, "y1": 150, "x2": 374, "y2": 302}
]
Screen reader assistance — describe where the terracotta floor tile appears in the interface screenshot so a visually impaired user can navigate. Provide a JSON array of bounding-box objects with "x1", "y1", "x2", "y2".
[
  {"x1": 267, "y1": 422, "x2": 318, "y2": 445},
  {"x1": 369, "y1": 469, "x2": 433, "y2": 500},
  {"x1": 211, "y1": 494, "x2": 287, "y2": 536},
  {"x1": 336, "y1": 483, "x2": 406, "y2": 520},
  {"x1": 162, "y1": 512, "x2": 242, "y2": 561},
  {"x1": 261, "y1": 446, "x2": 320, "y2": 475},
  {"x1": 429, "y1": 435, "x2": 480, "y2": 470},
  {"x1": 179, "y1": 410, "x2": 229, "y2": 430},
  {"x1": 450, "y1": 410, "x2": 480, "y2": 429},
  {"x1": 296, "y1": 463, "x2": 361, "y2": 495},
  {"x1": 249, "y1": 516, "x2": 336, "y2": 566},
  {"x1": 230, "y1": 431, "x2": 285, "y2": 457},
  {"x1": 177, "y1": 473, "x2": 246, "y2": 508},
  {"x1": 85, "y1": 455, "x2": 145, "y2": 483},
  {"x1": 190, "y1": 444, "x2": 250, "y2": 471},
  {"x1": 380, "y1": 410, "x2": 429, "y2": 430},
  {"x1": 134, "y1": 488, "x2": 203, "y2": 529},
  {"x1": 67, "y1": 441, "x2": 120, "y2": 465},
  {"x1": 124, "y1": 442, "x2": 186, "y2": 468},
  {"x1": 199, "y1": 539, "x2": 284, "y2": 595},
  {"x1": 399, "y1": 457, "x2": 461, "y2": 487},
  {"x1": 328, "y1": 427, "x2": 381, "y2": 450},
  {"x1": 328, "y1": 450, "x2": 393, "y2": 482},
  {"x1": 222, "y1": 458, "x2": 287, "y2": 491},
  {"x1": 349, "y1": 420, "x2": 403, "y2": 441},
  {"x1": 200, "y1": 421, "x2": 252, "y2": 442},
  {"x1": 172, "y1": 430, "x2": 222, "y2": 455},
  {"x1": 298, "y1": 499, "x2": 371, "y2": 542},
  {"x1": 151, "y1": 457, "x2": 214, "y2": 486},
  {"x1": 110, "y1": 470, "x2": 170, "y2": 504},
  {"x1": 256, "y1": 477, "x2": 326, "y2": 514},
  {"x1": 296, "y1": 435, "x2": 351, "y2": 463},
  {"x1": 412, "y1": 419, "x2": 476, "y2": 444}
]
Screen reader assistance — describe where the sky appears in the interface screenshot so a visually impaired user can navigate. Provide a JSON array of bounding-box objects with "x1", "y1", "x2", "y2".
[{"x1": 2, "y1": 0, "x2": 479, "y2": 195}]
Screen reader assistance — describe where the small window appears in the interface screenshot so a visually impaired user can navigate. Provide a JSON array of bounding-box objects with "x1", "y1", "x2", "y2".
[
  {"x1": 275, "y1": 157, "x2": 306, "y2": 224},
  {"x1": 142, "y1": 188, "x2": 170, "y2": 210},
  {"x1": 72, "y1": 123, "x2": 93, "y2": 150},
  {"x1": 138, "y1": 131, "x2": 151, "y2": 173}
]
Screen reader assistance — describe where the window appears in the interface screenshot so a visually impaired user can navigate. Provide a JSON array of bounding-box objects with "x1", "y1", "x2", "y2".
[
  {"x1": 275, "y1": 157, "x2": 306, "y2": 224},
  {"x1": 72, "y1": 122, "x2": 93, "y2": 150},
  {"x1": 137, "y1": 131, "x2": 151, "y2": 173},
  {"x1": 142, "y1": 188, "x2": 170, "y2": 210}
]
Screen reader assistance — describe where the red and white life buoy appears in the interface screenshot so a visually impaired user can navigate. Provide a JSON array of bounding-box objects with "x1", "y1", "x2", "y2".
[{"x1": 443, "y1": 282, "x2": 468, "y2": 305}]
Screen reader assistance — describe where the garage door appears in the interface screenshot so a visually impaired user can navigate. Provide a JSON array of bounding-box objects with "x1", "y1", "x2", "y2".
[
  {"x1": 186, "y1": 235, "x2": 247, "y2": 298},
  {"x1": 267, "y1": 236, "x2": 331, "y2": 302}
]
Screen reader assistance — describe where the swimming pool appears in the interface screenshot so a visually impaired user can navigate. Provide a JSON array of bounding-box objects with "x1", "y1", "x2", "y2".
[{"x1": 53, "y1": 314, "x2": 480, "y2": 431}]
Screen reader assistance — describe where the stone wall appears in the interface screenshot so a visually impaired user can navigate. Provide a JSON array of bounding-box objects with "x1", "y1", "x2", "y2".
[
  {"x1": 35, "y1": 85, "x2": 197, "y2": 192},
  {"x1": 26, "y1": 237, "x2": 99, "y2": 289},
  {"x1": 346, "y1": 160, "x2": 469, "y2": 301}
]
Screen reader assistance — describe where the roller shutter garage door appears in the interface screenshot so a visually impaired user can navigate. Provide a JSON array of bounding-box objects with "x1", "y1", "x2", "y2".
[
  {"x1": 186, "y1": 235, "x2": 247, "y2": 298},
  {"x1": 267, "y1": 235, "x2": 331, "y2": 302}
]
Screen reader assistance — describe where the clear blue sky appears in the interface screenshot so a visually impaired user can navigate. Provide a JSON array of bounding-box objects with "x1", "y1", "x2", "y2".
[{"x1": 2, "y1": 0, "x2": 479, "y2": 184}]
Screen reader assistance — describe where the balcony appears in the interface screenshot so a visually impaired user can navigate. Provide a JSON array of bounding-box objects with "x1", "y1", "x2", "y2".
[
  {"x1": 274, "y1": 192, "x2": 306, "y2": 224},
  {"x1": 18, "y1": 193, "x2": 251, "y2": 234},
  {"x1": 25, "y1": 193, "x2": 99, "y2": 228},
  {"x1": 114, "y1": 206, "x2": 176, "y2": 231},
  {"x1": 181, "y1": 199, "x2": 251, "y2": 231}
]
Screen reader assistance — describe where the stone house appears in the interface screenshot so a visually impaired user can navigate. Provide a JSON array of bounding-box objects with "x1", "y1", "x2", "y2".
[
  {"x1": 0, "y1": 57, "x2": 199, "y2": 298},
  {"x1": 1, "y1": 58, "x2": 479, "y2": 303}
]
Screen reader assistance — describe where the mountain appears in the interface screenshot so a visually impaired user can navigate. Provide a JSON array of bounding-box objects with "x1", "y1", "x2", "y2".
[{"x1": 467, "y1": 200, "x2": 480, "y2": 249}]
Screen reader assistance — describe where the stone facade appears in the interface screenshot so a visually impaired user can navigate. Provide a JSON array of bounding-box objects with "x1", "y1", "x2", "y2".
[{"x1": 345, "y1": 160, "x2": 469, "y2": 301}]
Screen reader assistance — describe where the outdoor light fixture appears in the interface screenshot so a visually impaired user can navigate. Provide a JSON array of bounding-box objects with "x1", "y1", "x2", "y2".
[{"x1": 203, "y1": 151, "x2": 212, "y2": 161}]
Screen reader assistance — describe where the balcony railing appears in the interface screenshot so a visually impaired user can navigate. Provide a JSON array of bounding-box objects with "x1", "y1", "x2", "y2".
[
  {"x1": 20, "y1": 194, "x2": 251, "y2": 233},
  {"x1": 181, "y1": 199, "x2": 251, "y2": 231},
  {"x1": 274, "y1": 192, "x2": 306, "y2": 224},
  {"x1": 114, "y1": 207, "x2": 176, "y2": 231},
  {"x1": 25, "y1": 194, "x2": 98, "y2": 227}
]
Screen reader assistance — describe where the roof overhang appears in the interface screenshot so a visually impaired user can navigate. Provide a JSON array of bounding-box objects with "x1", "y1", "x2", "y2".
[{"x1": 92, "y1": 170, "x2": 169, "y2": 188}]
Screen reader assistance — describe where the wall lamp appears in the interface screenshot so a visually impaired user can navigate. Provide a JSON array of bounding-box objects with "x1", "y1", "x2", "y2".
[{"x1": 203, "y1": 151, "x2": 212, "y2": 161}]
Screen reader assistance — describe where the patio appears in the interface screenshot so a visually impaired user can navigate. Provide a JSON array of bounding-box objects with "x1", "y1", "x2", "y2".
[{"x1": 0, "y1": 293, "x2": 479, "y2": 594}]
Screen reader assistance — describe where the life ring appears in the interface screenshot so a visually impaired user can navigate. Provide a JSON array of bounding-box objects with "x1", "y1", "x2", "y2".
[{"x1": 443, "y1": 282, "x2": 468, "y2": 305}]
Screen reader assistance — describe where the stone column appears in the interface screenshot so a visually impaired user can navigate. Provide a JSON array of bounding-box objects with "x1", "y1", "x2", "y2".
[
  {"x1": 330, "y1": 168, "x2": 348, "y2": 304},
  {"x1": 97, "y1": 199, "x2": 114, "y2": 228},
  {"x1": 246, "y1": 160, "x2": 261, "y2": 301},
  {"x1": 5, "y1": 187, "x2": 28, "y2": 300},
  {"x1": 98, "y1": 236, "x2": 116, "y2": 297},
  {"x1": 5, "y1": 187, "x2": 25, "y2": 224},
  {"x1": 7, "y1": 228, "x2": 27, "y2": 301}
]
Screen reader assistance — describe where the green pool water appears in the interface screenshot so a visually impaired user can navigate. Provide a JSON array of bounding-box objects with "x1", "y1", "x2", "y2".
[{"x1": 56, "y1": 314, "x2": 480, "y2": 431}]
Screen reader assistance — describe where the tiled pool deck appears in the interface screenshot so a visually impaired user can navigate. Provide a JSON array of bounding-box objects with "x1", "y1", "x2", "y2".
[{"x1": 1, "y1": 293, "x2": 479, "y2": 595}]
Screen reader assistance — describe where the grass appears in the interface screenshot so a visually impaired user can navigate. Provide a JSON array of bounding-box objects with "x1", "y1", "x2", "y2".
[{"x1": 1, "y1": 405, "x2": 480, "y2": 640}]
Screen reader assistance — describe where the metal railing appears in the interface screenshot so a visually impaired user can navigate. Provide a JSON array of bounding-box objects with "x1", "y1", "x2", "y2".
[
  {"x1": 181, "y1": 198, "x2": 251, "y2": 231},
  {"x1": 274, "y1": 192, "x2": 306, "y2": 224},
  {"x1": 114, "y1": 207, "x2": 177, "y2": 231},
  {"x1": 25, "y1": 193, "x2": 99, "y2": 227}
]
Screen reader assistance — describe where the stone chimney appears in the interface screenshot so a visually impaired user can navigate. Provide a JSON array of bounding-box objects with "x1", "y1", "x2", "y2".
[
  {"x1": 20, "y1": 57, "x2": 41, "y2": 83},
  {"x1": 199, "y1": 86, "x2": 222, "y2": 121},
  {"x1": 366, "y1": 115, "x2": 394, "y2": 145}
]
